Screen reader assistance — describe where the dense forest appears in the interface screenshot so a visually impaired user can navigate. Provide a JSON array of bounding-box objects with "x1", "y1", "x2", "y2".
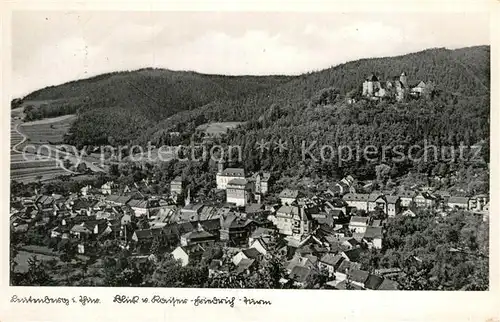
[{"x1": 14, "y1": 46, "x2": 490, "y2": 185}]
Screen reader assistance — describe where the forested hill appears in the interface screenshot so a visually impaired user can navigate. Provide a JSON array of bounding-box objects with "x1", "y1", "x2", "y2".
[{"x1": 17, "y1": 45, "x2": 489, "y2": 149}]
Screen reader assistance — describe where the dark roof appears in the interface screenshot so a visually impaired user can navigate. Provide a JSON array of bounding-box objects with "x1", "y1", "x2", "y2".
[
  {"x1": 134, "y1": 228, "x2": 163, "y2": 240},
  {"x1": 227, "y1": 178, "x2": 248, "y2": 186},
  {"x1": 348, "y1": 268, "x2": 370, "y2": 284},
  {"x1": 279, "y1": 189, "x2": 299, "y2": 199},
  {"x1": 220, "y1": 168, "x2": 245, "y2": 177},
  {"x1": 319, "y1": 253, "x2": 343, "y2": 267},
  {"x1": 350, "y1": 216, "x2": 369, "y2": 225},
  {"x1": 106, "y1": 194, "x2": 132, "y2": 204},
  {"x1": 364, "y1": 226, "x2": 383, "y2": 239},
  {"x1": 250, "y1": 227, "x2": 274, "y2": 239},
  {"x1": 235, "y1": 258, "x2": 255, "y2": 274},
  {"x1": 343, "y1": 193, "x2": 369, "y2": 201},
  {"x1": 378, "y1": 278, "x2": 399, "y2": 290},
  {"x1": 365, "y1": 274, "x2": 384, "y2": 290},
  {"x1": 183, "y1": 229, "x2": 214, "y2": 240},
  {"x1": 289, "y1": 265, "x2": 311, "y2": 283},
  {"x1": 366, "y1": 74, "x2": 379, "y2": 81},
  {"x1": 245, "y1": 203, "x2": 265, "y2": 214},
  {"x1": 343, "y1": 248, "x2": 362, "y2": 262},
  {"x1": 242, "y1": 248, "x2": 261, "y2": 259},
  {"x1": 397, "y1": 191, "x2": 416, "y2": 198},
  {"x1": 199, "y1": 218, "x2": 221, "y2": 231},
  {"x1": 386, "y1": 196, "x2": 400, "y2": 204}
]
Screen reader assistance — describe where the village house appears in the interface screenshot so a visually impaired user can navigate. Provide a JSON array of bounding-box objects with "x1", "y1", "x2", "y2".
[
  {"x1": 343, "y1": 193, "x2": 369, "y2": 212},
  {"x1": 226, "y1": 178, "x2": 250, "y2": 207},
  {"x1": 347, "y1": 268, "x2": 370, "y2": 288},
  {"x1": 318, "y1": 253, "x2": 344, "y2": 276},
  {"x1": 248, "y1": 227, "x2": 275, "y2": 248},
  {"x1": 231, "y1": 247, "x2": 263, "y2": 266},
  {"x1": 126, "y1": 199, "x2": 161, "y2": 218},
  {"x1": 216, "y1": 161, "x2": 245, "y2": 190},
  {"x1": 275, "y1": 205, "x2": 313, "y2": 240},
  {"x1": 363, "y1": 226, "x2": 383, "y2": 249},
  {"x1": 251, "y1": 172, "x2": 271, "y2": 195},
  {"x1": 447, "y1": 196, "x2": 470, "y2": 210},
  {"x1": 386, "y1": 196, "x2": 401, "y2": 217},
  {"x1": 397, "y1": 191, "x2": 416, "y2": 208},
  {"x1": 288, "y1": 265, "x2": 316, "y2": 288},
  {"x1": 70, "y1": 220, "x2": 110, "y2": 240},
  {"x1": 414, "y1": 192, "x2": 437, "y2": 208},
  {"x1": 219, "y1": 213, "x2": 257, "y2": 247},
  {"x1": 180, "y1": 223, "x2": 216, "y2": 247},
  {"x1": 100, "y1": 181, "x2": 114, "y2": 195},
  {"x1": 349, "y1": 216, "x2": 370, "y2": 234},
  {"x1": 279, "y1": 189, "x2": 300, "y2": 205},
  {"x1": 368, "y1": 193, "x2": 386, "y2": 213},
  {"x1": 434, "y1": 190, "x2": 451, "y2": 203},
  {"x1": 105, "y1": 194, "x2": 132, "y2": 206},
  {"x1": 170, "y1": 176, "x2": 183, "y2": 196},
  {"x1": 171, "y1": 244, "x2": 205, "y2": 267},
  {"x1": 131, "y1": 228, "x2": 163, "y2": 243},
  {"x1": 334, "y1": 260, "x2": 361, "y2": 283},
  {"x1": 364, "y1": 274, "x2": 384, "y2": 290}
]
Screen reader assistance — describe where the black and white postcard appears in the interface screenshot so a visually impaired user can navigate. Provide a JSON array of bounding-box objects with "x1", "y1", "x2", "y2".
[{"x1": 1, "y1": 1, "x2": 499, "y2": 321}]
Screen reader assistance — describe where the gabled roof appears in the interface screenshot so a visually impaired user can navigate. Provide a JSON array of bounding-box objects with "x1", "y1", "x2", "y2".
[
  {"x1": 448, "y1": 196, "x2": 470, "y2": 204},
  {"x1": 235, "y1": 258, "x2": 255, "y2": 274},
  {"x1": 350, "y1": 216, "x2": 369, "y2": 225},
  {"x1": 250, "y1": 227, "x2": 274, "y2": 239},
  {"x1": 279, "y1": 189, "x2": 299, "y2": 199},
  {"x1": 343, "y1": 193, "x2": 370, "y2": 201},
  {"x1": 289, "y1": 265, "x2": 312, "y2": 283},
  {"x1": 348, "y1": 268, "x2": 370, "y2": 284},
  {"x1": 182, "y1": 229, "x2": 214, "y2": 241},
  {"x1": 364, "y1": 226, "x2": 383, "y2": 239},
  {"x1": 242, "y1": 248, "x2": 262, "y2": 259},
  {"x1": 171, "y1": 176, "x2": 183, "y2": 184},
  {"x1": 319, "y1": 253, "x2": 344, "y2": 267},
  {"x1": 386, "y1": 196, "x2": 400, "y2": 204},
  {"x1": 126, "y1": 199, "x2": 150, "y2": 208},
  {"x1": 220, "y1": 168, "x2": 245, "y2": 177},
  {"x1": 106, "y1": 194, "x2": 132, "y2": 204},
  {"x1": 366, "y1": 74, "x2": 379, "y2": 81},
  {"x1": 397, "y1": 191, "x2": 416, "y2": 198},
  {"x1": 365, "y1": 274, "x2": 384, "y2": 290},
  {"x1": 343, "y1": 248, "x2": 362, "y2": 262},
  {"x1": 227, "y1": 178, "x2": 248, "y2": 186},
  {"x1": 276, "y1": 205, "x2": 300, "y2": 216},
  {"x1": 368, "y1": 193, "x2": 384, "y2": 202},
  {"x1": 378, "y1": 278, "x2": 399, "y2": 290}
]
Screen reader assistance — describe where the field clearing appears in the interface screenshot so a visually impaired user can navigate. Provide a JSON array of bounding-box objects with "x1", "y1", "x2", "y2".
[
  {"x1": 11, "y1": 160, "x2": 58, "y2": 170},
  {"x1": 14, "y1": 250, "x2": 60, "y2": 273},
  {"x1": 11, "y1": 167, "x2": 70, "y2": 183},
  {"x1": 19, "y1": 114, "x2": 76, "y2": 144},
  {"x1": 196, "y1": 122, "x2": 244, "y2": 136}
]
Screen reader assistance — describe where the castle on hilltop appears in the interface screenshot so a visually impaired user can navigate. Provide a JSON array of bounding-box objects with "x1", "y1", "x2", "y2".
[{"x1": 362, "y1": 72, "x2": 430, "y2": 102}]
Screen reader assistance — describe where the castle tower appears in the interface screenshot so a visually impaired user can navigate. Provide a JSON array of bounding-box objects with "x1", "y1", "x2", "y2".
[{"x1": 400, "y1": 72, "x2": 408, "y2": 88}]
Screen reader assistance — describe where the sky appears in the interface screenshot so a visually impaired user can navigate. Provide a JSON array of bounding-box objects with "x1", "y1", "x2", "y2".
[{"x1": 11, "y1": 11, "x2": 490, "y2": 97}]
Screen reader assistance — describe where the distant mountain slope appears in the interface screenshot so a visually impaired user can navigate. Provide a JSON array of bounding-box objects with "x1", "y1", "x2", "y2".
[{"x1": 18, "y1": 45, "x2": 489, "y2": 148}]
